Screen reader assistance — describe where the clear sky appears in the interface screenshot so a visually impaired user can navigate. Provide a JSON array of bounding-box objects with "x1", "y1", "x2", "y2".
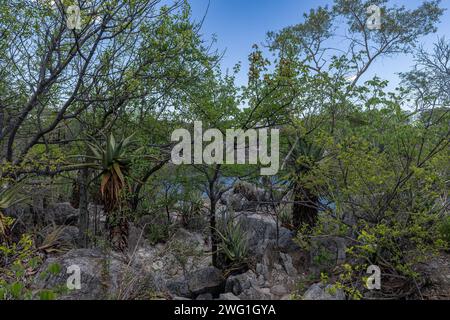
[{"x1": 190, "y1": 0, "x2": 450, "y2": 91}]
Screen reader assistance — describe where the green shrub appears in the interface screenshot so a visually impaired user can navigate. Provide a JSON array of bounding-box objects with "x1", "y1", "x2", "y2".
[
  {"x1": 0, "y1": 232, "x2": 68, "y2": 300},
  {"x1": 163, "y1": 238, "x2": 204, "y2": 277},
  {"x1": 278, "y1": 204, "x2": 293, "y2": 227},
  {"x1": 177, "y1": 192, "x2": 203, "y2": 228},
  {"x1": 439, "y1": 215, "x2": 450, "y2": 248},
  {"x1": 146, "y1": 223, "x2": 168, "y2": 245}
]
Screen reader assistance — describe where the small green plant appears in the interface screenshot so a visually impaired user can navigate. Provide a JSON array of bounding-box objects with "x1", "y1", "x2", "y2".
[
  {"x1": 0, "y1": 213, "x2": 14, "y2": 244},
  {"x1": 278, "y1": 204, "x2": 293, "y2": 227},
  {"x1": 0, "y1": 182, "x2": 28, "y2": 242},
  {"x1": 146, "y1": 223, "x2": 168, "y2": 245},
  {"x1": 177, "y1": 191, "x2": 203, "y2": 228},
  {"x1": 312, "y1": 246, "x2": 335, "y2": 271},
  {"x1": 38, "y1": 290, "x2": 57, "y2": 300},
  {"x1": 0, "y1": 234, "x2": 61, "y2": 300},
  {"x1": 320, "y1": 272, "x2": 329, "y2": 284},
  {"x1": 167, "y1": 239, "x2": 203, "y2": 277},
  {"x1": 332, "y1": 264, "x2": 363, "y2": 300},
  {"x1": 217, "y1": 218, "x2": 249, "y2": 269},
  {"x1": 438, "y1": 216, "x2": 450, "y2": 248}
]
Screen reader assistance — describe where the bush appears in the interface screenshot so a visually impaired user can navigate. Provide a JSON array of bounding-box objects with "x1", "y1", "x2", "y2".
[
  {"x1": 146, "y1": 223, "x2": 168, "y2": 245},
  {"x1": 278, "y1": 203, "x2": 293, "y2": 228},
  {"x1": 439, "y1": 216, "x2": 450, "y2": 248},
  {"x1": 0, "y1": 234, "x2": 64, "y2": 300},
  {"x1": 177, "y1": 192, "x2": 204, "y2": 228}
]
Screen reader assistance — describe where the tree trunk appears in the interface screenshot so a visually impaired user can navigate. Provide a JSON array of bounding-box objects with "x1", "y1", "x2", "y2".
[
  {"x1": 109, "y1": 214, "x2": 129, "y2": 252},
  {"x1": 70, "y1": 179, "x2": 80, "y2": 209},
  {"x1": 131, "y1": 160, "x2": 168, "y2": 211},
  {"x1": 166, "y1": 203, "x2": 171, "y2": 238},
  {"x1": 210, "y1": 198, "x2": 218, "y2": 267},
  {"x1": 77, "y1": 167, "x2": 89, "y2": 248}
]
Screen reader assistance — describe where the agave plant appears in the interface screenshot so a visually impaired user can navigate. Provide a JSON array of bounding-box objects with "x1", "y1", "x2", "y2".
[
  {"x1": 85, "y1": 133, "x2": 135, "y2": 252},
  {"x1": 0, "y1": 182, "x2": 28, "y2": 243},
  {"x1": 216, "y1": 218, "x2": 249, "y2": 270}
]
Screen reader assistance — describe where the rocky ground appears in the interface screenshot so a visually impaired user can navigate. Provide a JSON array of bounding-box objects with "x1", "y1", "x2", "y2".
[
  {"x1": 7, "y1": 185, "x2": 449, "y2": 300},
  {"x1": 420, "y1": 253, "x2": 450, "y2": 300},
  {"x1": 32, "y1": 209, "x2": 324, "y2": 300}
]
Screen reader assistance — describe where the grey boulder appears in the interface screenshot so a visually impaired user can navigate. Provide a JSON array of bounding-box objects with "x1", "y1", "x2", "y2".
[{"x1": 303, "y1": 283, "x2": 346, "y2": 300}]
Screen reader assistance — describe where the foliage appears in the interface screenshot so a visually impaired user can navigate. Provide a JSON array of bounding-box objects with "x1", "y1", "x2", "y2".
[
  {"x1": 0, "y1": 0, "x2": 448, "y2": 300},
  {"x1": 0, "y1": 182, "x2": 28, "y2": 243},
  {"x1": 86, "y1": 133, "x2": 135, "y2": 210},
  {"x1": 83, "y1": 133, "x2": 136, "y2": 251},
  {"x1": 292, "y1": 91, "x2": 449, "y2": 297},
  {"x1": 0, "y1": 234, "x2": 64, "y2": 300},
  {"x1": 166, "y1": 238, "x2": 204, "y2": 277},
  {"x1": 217, "y1": 216, "x2": 249, "y2": 270},
  {"x1": 176, "y1": 190, "x2": 204, "y2": 228},
  {"x1": 438, "y1": 216, "x2": 450, "y2": 249},
  {"x1": 0, "y1": 182, "x2": 28, "y2": 210},
  {"x1": 145, "y1": 223, "x2": 169, "y2": 245}
]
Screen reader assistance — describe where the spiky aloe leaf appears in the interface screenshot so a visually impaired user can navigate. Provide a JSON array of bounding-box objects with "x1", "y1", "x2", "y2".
[
  {"x1": 0, "y1": 212, "x2": 12, "y2": 238},
  {"x1": 121, "y1": 133, "x2": 135, "y2": 149},
  {"x1": 0, "y1": 182, "x2": 28, "y2": 209},
  {"x1": 87, "y1": 142, "x2": 103, "y2": 161},
  {"x1": 112, "y1": 162, "x2": 125, "y2": 187},
  {"x1": 106, "y1": 134, "x2": 114, "y2": 167}
]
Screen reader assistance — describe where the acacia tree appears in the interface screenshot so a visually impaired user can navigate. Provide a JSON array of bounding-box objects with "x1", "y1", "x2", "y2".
[
  {"x1": 252, "y1": 0, "x2": 445, "y2": 229},
  {"x1": 172, "y1": 66, "x2": 243, "y2": 267},
  {"x1": 1, "y1": 0, "x2": 156, "y2": 167},
  {"x1": 0, "y1": 0, "x2": 219, "y2": 248},
  {"x1": 70, "y1": 2, "x2": 218, "y2": 245},
  {"x1": 259, "y1": 2, "x2": 448, "y2": 295},
  {"x1": 0, "y1": 0, "x2": 209, "y2": 175},
  {"x1": 309, "y1": 79, "x2": 449, "y2": 297}
]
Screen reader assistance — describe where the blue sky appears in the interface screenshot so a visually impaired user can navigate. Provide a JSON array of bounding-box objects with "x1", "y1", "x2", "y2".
[{"x1": 190, "y1": 0, "x2": 450, "y2": 90}]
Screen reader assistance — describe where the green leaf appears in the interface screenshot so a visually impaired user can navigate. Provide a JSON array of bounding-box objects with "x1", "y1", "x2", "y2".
[{"x1": 47, "y1": 262, "x2": 62, "y2": 275}]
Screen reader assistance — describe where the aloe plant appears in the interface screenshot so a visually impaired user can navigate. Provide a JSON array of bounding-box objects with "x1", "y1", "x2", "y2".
[
  {"x1": 86, "y1": 134, "x2": 134, "y2": 206},
  {"x1": 84, "y1": 133, "x2": 135, "y2": 252},
  {"x1": 287, "y1": 137, "x2": 324, "y2": 229},
  {"x1": 217, "y1": 219, "x2": 249, "y2": 269}
]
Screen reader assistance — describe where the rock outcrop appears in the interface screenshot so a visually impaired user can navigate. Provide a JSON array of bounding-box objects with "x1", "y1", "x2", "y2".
[
  {"x1": 34, "y1": 249, "x2": 152, "y2": 300},
  {"x1": 303, "y1": 283, "x2": 346, "y2": 300}
]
